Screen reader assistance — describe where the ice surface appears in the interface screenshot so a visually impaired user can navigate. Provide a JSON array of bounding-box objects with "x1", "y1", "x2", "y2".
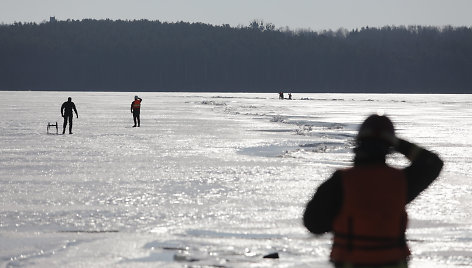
[{"x1": 1, "y1": 91, "x2": 471, "y2": 267}]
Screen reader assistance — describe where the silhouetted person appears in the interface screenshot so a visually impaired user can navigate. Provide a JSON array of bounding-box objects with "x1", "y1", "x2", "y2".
[
  {"x1": 279, "y1": 92, "x2": 284, "y2": 99},
  {"x1": 303, "y1": 114, "x2": 443, "y2": 268},
  {"x1": 288, "y1": 93, "x2": 292, "y2": 100},
  {"x1": 61, "y1": 97, "x2": 78, "y2": 134},
  {"x1": 131, "y1": 95, "x2": 142, "y2": 127}
]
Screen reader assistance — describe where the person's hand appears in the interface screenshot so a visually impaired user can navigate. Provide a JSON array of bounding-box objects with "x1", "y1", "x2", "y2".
[
  {"x1": 392, "y1": 138, "x2": 420, "y2": 160},
  {"x1": 76, "y1": 115, "x2": 79, "y2": 118}
]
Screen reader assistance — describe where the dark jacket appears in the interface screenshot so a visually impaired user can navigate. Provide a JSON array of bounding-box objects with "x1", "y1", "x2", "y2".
[{"x1": 61, "y1": 101, "x2": 78, "y2": 117}]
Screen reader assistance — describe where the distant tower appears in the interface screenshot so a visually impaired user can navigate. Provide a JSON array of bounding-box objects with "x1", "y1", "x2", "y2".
[{"x1": 50, "y1": 16, "x2": 56, "y2": 23}]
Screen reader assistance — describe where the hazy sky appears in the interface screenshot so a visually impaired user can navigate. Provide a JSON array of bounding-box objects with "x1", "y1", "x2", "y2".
[{"x1": 1, "y1": 0, "x2": 471, "y2": 30}]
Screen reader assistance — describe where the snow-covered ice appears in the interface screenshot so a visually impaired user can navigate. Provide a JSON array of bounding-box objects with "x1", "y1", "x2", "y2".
[{"x1": 1, "y1": 91, "x2": 471, "y2": 267}]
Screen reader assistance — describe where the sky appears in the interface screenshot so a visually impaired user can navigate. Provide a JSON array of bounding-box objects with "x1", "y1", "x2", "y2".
[{"x1": 1, "y1": 0, "x2": 472, "y2": 31}]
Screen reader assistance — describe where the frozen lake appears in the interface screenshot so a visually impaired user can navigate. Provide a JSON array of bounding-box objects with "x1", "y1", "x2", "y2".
[{"x1": 1, "y1": 91, "x2": 471, "y2": 267}]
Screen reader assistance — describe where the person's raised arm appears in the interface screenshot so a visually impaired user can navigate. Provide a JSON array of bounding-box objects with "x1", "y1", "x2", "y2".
[{"x1": 394, "y1": 138, "x2": 443, "y2": 203}]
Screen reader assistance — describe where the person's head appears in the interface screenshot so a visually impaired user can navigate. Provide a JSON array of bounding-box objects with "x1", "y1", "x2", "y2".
[
  {"x1": 135, "y1": 95, "x2": 139, "y2": 100},
  {"x1": 354, "y1": 114, "x2": 395, "y2": 158},
  {"x1": 68, "y1": 97, "x2": 72, "y2": 102}
]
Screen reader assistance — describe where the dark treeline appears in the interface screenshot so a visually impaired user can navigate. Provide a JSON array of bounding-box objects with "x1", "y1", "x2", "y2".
[{"x1": 1, "y1": 19, "x2": 471, "y2": 93}]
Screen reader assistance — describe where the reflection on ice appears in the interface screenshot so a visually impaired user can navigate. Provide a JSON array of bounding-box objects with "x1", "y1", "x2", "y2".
[{"x1": 1, "y1": 92, "x2": 471, "y2": 267}]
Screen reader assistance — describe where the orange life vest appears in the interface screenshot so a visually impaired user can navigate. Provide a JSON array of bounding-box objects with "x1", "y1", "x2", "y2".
[
  {"x1": 132, "y1": 99, "x2": 141, "y2": 109},
  {"x1": 331, "y1": 165, "x2": 410, "y2": 265}
]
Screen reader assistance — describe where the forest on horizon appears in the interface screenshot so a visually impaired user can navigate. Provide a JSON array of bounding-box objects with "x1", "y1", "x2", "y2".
[{"x1": 1, "y1": 19, "x2": 471, "y2": 93}]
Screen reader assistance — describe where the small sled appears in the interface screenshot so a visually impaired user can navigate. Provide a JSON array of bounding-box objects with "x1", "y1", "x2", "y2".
[{"x1": 47, "y1": 122, "x2": 58, "y2": 134}]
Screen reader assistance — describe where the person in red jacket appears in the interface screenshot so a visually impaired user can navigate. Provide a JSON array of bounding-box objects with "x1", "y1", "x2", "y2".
[
  {"x1": 131, "y1": 95, "x2": 142, "y2": 127},
  {"x1": 303, "y1": 114, "x2": 443, "y2": 268}
]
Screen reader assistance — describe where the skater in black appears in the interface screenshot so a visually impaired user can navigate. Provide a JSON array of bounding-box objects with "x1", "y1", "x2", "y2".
[
  {"x1": 61, "y1": 97, "x2": 78, "y2": 134},
  {"x1": 131, "y1": 95, "x2": 142, "y2": 127}
]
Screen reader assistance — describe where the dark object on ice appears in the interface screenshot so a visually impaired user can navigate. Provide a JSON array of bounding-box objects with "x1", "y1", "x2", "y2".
[
  {"x1": 61, "y1": 97, "x2": 78, "y2": 134},
  {"x1": 131, "y1": 95, "x2": 142, "y2": 127},
  {"x1": 47, "y1": 121, "x2": 58, "y2": 134},
  {"x1": 303, "y1": 114, "x2": 443, "y2": 267},
  {"x1": 162, "y1": 246, "x2": 187, "y2": 251},
  {"x1": 173, "y1": 253, "x2": 199, "y2": 262},
  {"x1": 288, "y1": 93, "x2": 292, "y2": 100},
  {"x1": 279, "y1": 92, "x2": 284, "y2": 99},
  {"x1": 263, "y1": 252, "x2": 279, "y2": 259}
]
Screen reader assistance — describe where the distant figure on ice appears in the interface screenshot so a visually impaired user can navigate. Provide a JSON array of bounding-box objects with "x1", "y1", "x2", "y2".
[
  {"x1": 288, "y1": 93, "x2": 292, "y2": 100},
  {"x1": 303, "y1": 114, "x2": 443, "y2": 268},
  {"x1": 61, "y1": 97, "x2": 78, "y2": 134},
  {"x1": 279, "y1": 92, "x2": 284, "y2": 99},
  {"x1": 131, "y1": 95, "x2": 142, "y2": 127}
]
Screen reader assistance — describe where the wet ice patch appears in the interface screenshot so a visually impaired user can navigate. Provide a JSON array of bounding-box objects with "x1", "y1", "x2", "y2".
[
  {"x1": 299, "y1": 141, "x2": 349, "y2": 153},
  {"x1": 238, "y1": 144, "x2": 300, "y2": 157},
  {"x1": 124, "y1": 251, "x2": 176, "y2": 263},
  {"x1": 186, "y1": 229, "x2": 283, "y2": 240}
]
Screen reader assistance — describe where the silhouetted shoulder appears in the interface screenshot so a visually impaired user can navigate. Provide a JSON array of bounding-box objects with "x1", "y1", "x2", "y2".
[{"x1": 303, "y1": 171, "x2": 343, "y2": 234}]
